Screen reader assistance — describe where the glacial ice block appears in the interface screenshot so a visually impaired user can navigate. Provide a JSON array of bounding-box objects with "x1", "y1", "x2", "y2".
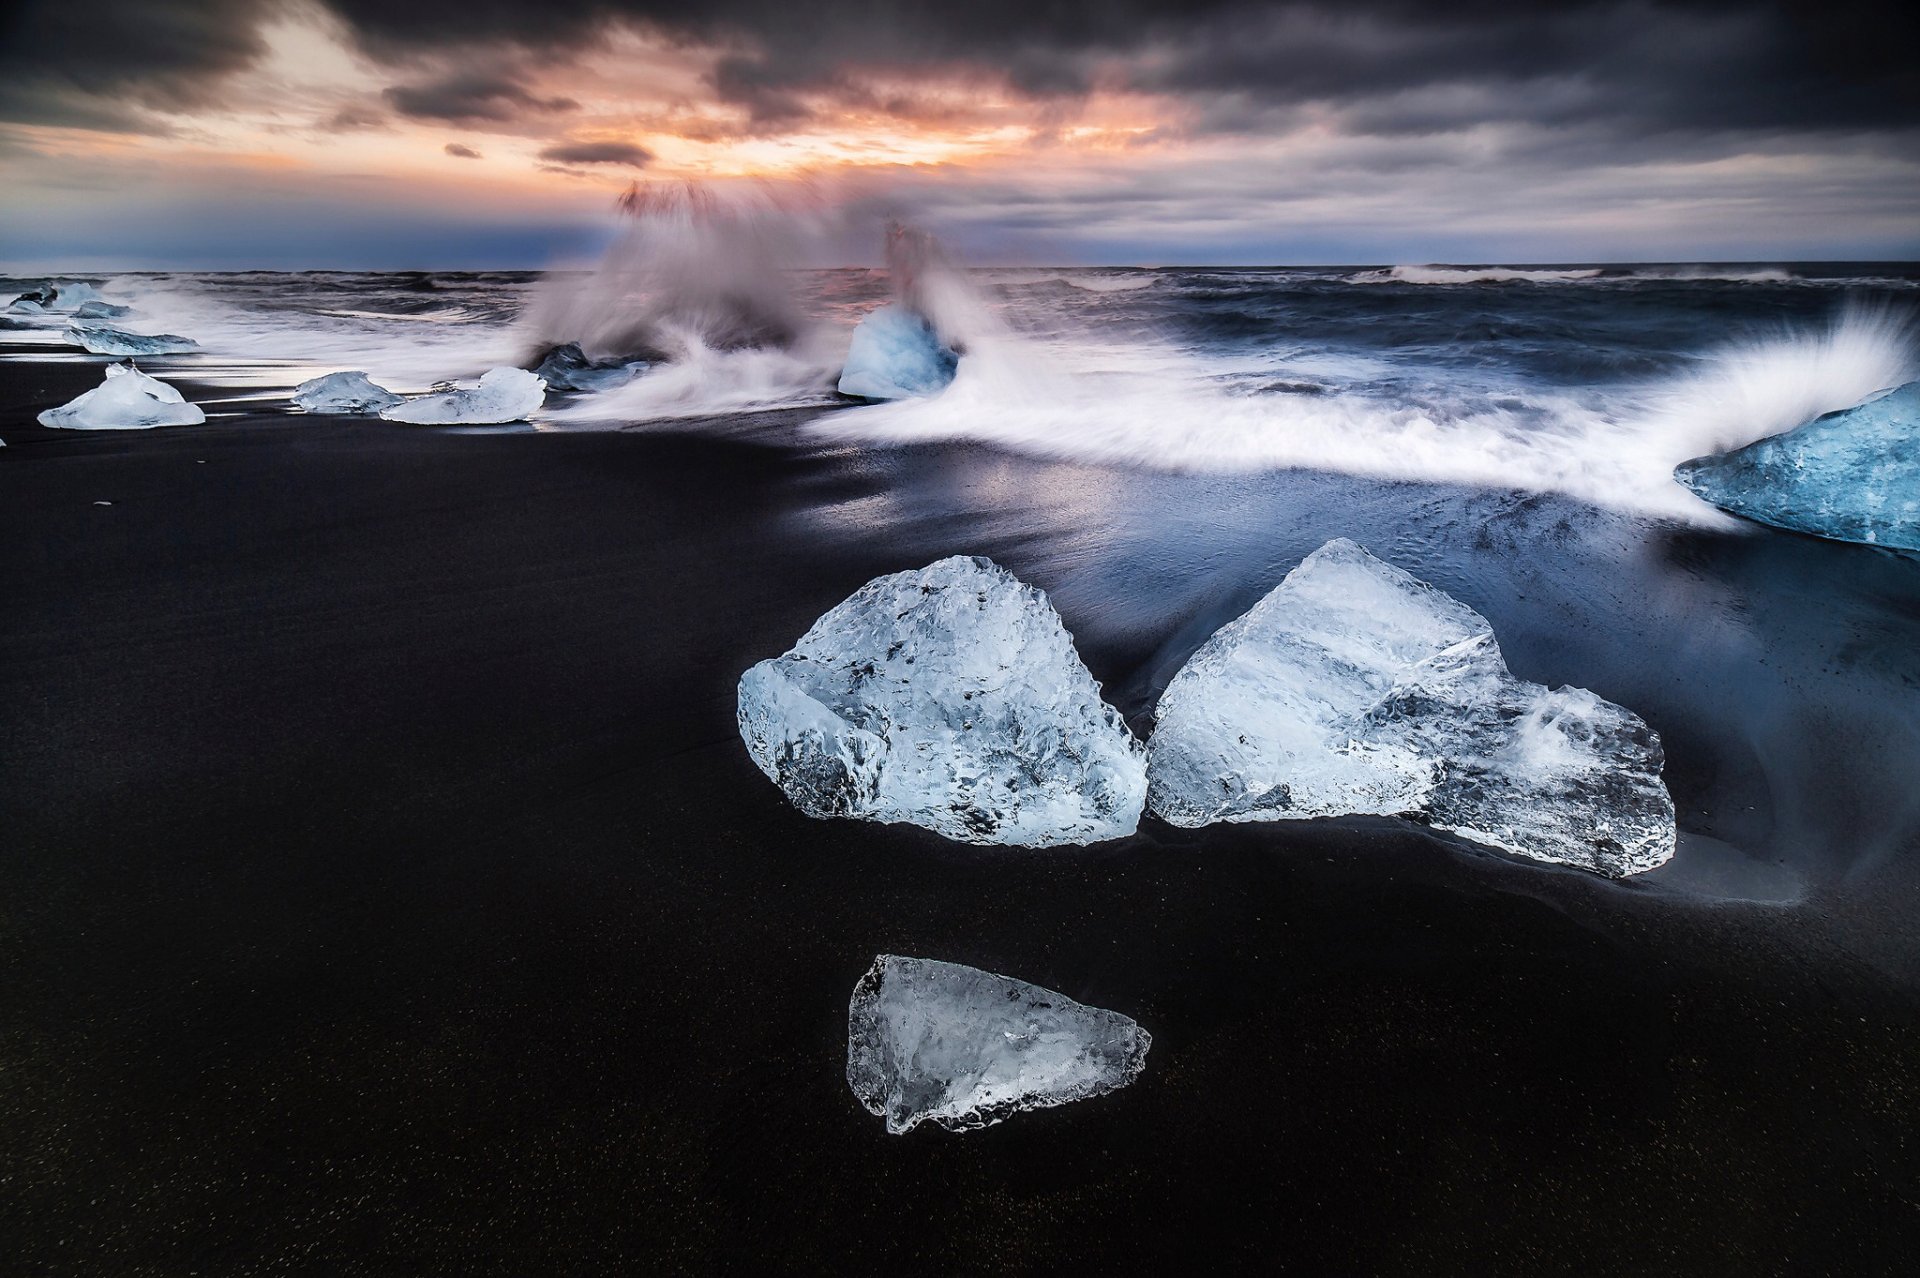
[
  {"x1": 837, "y1": 304, "x2": 959, "y2": 401},
  {"x1": 531, "y1": 342, "x2": 648, "y2": 393},
  {"x1": 291, "y1": 371, "x2": 403, "y2": 414},
  {"x1": 847, "y1": 955, "x2": 1151, "y2": 1134},
  {"x1": 379, "y1": 367, "x2": 546, "y2": 424},
  {"x1": 1145, "y1": 539, "x2": 1675, "y2": 876},
  {"x1": 65, "y1": 324, "x2": 199, "y2": 356},
  {"x1": 37, "y1": 363, "x2": 206, "y2": 430},
  {"x1": 1674, "y1": 381, "x2": 1920, "y2": 553},
  {"x1": 736, "y1": 555, "x2": 1145, "y2": 847},
  {"x1": 71, "y1": 300, "x2": 132, "y2": 320}
]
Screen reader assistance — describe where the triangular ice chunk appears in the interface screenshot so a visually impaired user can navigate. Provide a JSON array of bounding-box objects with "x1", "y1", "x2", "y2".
[
  {"x1": 37, "y1": 364, "x2": 206, "y2": 430},
  {"x1": 738, "y1": 556, "x2": 1145, "y2": 847},
  {"x1": 1675, "y1": 381, "x2": 1919, "y2": 552},
  {"x1": 292, "y1": 371, "x2": 402, "y2": 414},
  {"x1": 1146, "y1": 539, "x2": 1675, "y2": 877},
  {"x1": 847, "y1": 955, "x2": 1151, "y2": 1134}
]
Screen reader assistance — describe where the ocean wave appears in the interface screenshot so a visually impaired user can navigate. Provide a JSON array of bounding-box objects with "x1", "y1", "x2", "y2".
[
  {"x1": 1349, "y1": 266, "x2": 1606, "y2": 285},
  {"x1": 809, "y1": 304, "x2": 1915, "y2": 521}
]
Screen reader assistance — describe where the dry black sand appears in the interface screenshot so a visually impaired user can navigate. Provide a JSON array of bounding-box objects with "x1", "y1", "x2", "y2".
[{"x1": 4, "y1": 349, "x2": 1918, "y2": 1272}]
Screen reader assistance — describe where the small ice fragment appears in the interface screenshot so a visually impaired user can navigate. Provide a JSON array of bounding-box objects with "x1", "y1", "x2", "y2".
[
  {"x1": 1675, "y1": 381, "x2": 1920, "y2": 553},
  {"x1": 37, "y1": 364, "x2": 207, "y2": 430},
  {"x1": 846, "y1": 954, "x2": 1151, "y2": 1134},
  {"x1": 65, "y1": 324, "x2": 199, "y2": 356},
  {"x1": 71, "y1": 300, "x2": 132, "y2": 320},
  {"x1": 379, "y1": 367, "x2": 546, "y2": 424},
  {"x1": 291, "y1": 370, "x2": 403, "y2": 414},
  {"x1": 737, "y1": 555, "x2": 1146, "y2": 847},
  {"x1": 1145, "y1": 539, "x2": 1675, "y2": 877},
  {"x1": 837, "y1": 304, "x2": 959, "y2": 401}
]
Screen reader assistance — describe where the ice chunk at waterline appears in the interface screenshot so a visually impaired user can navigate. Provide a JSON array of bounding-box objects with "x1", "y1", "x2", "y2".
[
  {"x1": 291, "y1": 371, "x2": 403, "y2": 414},
  {"x1": 1675, "y1": 381, "x2": 1920, "y2": 553},
  {"x1": 530, "y1": 342, "x2": 649, "y2": 393},
  {"x1": 737, "y1": 556, "x2": 1145, "y2": 846},
  {"x1": 847, "y1": 955, "x2": 1151, "y2": 1134},
  {"x1": 64, "y1": 324, "x2": 199, "y2": 356},
  {"x1": 379, "y1": 367, "x2": 546, "y2": 424},
  {"x1": 1145, "y1": 540, "x2": 1674, "y2": 876},
  {"x1": 837, "y1": 304, "x2": 959, "y2": 401},
  {"x1": 37, "y1": 364, "x2": 206, "y2": 430}
]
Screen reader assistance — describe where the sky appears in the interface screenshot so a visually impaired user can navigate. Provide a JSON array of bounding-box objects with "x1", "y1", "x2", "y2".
[{"x1": 1, "y1": 0, "x2": 1916, "y2": 269}]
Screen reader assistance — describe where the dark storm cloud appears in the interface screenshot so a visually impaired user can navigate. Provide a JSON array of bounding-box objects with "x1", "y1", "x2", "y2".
[
  {"x1": 3, "y1": 0, "x2": 1916, "y2": 145},
  {"x1": 383, "y1": 74, "x2": 579, "y2": 124},
  {"x1": 535, "y1": 140, "x2": 653, "y2": 167},
  {"x1": 310, "y1": 0, "x2": 1920, "y2": 136},
  {"x1": 0, "y1": 0, "x2": 273, "y2": 129}
]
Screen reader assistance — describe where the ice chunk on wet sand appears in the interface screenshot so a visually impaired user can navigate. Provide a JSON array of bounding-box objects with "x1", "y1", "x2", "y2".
[
  {"x1": 1675, "y1": 381, "x2": 1920, "y2": 553},
  {"x1": 847, "y1": 955, "x2": 1151, "y2": 1133},
  {"x1": 292, "y1": 371, "x2": 403, "y2": 414},
  {"x1": 837, "y1": 304, "x2": 959, "y2": 401},
  {"x1": 1146, "y1": 539, "x2": 1675, "y2": 877},
  {"x1": 380, "y1": 367, "x2": 546, "y2": 424},
  {"x1": 37, "y1": 364, "x2": 206, "y2": 430},
  {"x1": 737, "y1": 555, "x2": 1145, "y2": 847},
  {"x1": 64, "y1": 324, "x2": 199, "y2": 356}
]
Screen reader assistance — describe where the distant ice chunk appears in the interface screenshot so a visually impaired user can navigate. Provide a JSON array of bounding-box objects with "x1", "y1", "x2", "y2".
[
  {"x1": 37, "y1": 363, "x2": 206, "y2": 430},
  {"x1": 379, "y1": 367, "x2": 546, "y2": 424},
  {"x1": 291, "y1": 370, "x2": 403, "y2": 414},
  {"x1": 847, "y1": 954, "x2": 1151, "y2": 1133},
  {"x1": 71, "y1": 300, "x2": 132, "y2": 320},
  {"x1": 65, "y1": 324, "x2": 199, "y2": 356},
  {"x1": 737, "y1": 555, "x2": 1145, "y2": 847},
  {"x1": 1675, "y1": 381, "x2": 1920, "y2": 553},
  {"x1": 530, "y1": 342, "x2": 649, "y2": 393},
  {"x1": 1146, "y1": 539, "x2": 1675, "y2": 876},
  {"x1": 837, "y1": 304, "x2": 959, "y2": 401}
]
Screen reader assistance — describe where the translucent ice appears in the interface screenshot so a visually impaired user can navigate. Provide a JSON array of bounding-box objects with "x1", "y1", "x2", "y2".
[
  {"x1": 379, "y1": 367, "x2": 546, "y2": 424},
  {"x1": 846, "y1": 954, "x2": 1151, "y2": 1134},
  {"x1": 71, "y1": 300, "x2": 133, "y2": 320},
  {"x1": 64, "y1": 324, "x2": 199, "y2": 356},
  {"x1": 1146, "y1": 539, "x2": 1674, "y2": 876},
  {"x1": 291, "y1": 371, "x2": 403, "y2": 414},
  {"x1": 737, "y1": 555, "x2": 1145, "y2": 847},
  {"x1": 531, "y1": 342, "x2": 648, "y2": 393},
  {"x1": 37, "y1": 363, "x2": 206, "y2": 430},
  {"x1": 1675, "y1": 381, "x2": 1919, "y2": 552},
  {"x1": 837, "y1": 304, "x2": 958, "y2": 401}
]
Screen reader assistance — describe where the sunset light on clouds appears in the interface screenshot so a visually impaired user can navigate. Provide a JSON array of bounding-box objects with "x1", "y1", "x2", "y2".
[{"x1": 2, "y1": 0, "x2": 1916, "y2": 267}]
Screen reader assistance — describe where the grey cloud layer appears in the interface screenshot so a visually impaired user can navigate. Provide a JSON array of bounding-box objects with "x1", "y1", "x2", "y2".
[{"x1": 4, "y1": 1, "x2": 1915, "y2": 140}]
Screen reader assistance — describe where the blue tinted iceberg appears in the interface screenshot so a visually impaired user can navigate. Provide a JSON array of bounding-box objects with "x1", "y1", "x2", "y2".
[
  {"x1": 837, "y1": 304, "x2": 958, "y2": 401},
  {"x1": 1146, "y1": 539, "x2": 1674, "y2": 877},
  {"x1": 1675, "y1": 381, "x2": 1919, "y2": 552},
  {"x1": 847, "y1": 954, "x2": 1150, "y2": 1134},
  {"x1": 37, "y1": 364, "x2": 206, "y2": 430},
  {"x1": 64, "y1": 324, "x2": 199, "y2": 356},
  {"x1": 292, "y1": 371, "x2": 403, "y2": 414},
  {"x1": 737, "y1": 555, "x2": 1145, "y2": 847},
  {"x1": 380, "y1": 367, "x2": 546, "y2": 424},
  {"x1": 71, "y1": 300, "x2": 133, "y2": 320}
]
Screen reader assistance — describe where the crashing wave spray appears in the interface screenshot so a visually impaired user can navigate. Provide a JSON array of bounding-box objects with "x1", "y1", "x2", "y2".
[{"x1": 525, "y1": 181, "x2": 823, "y2": 363}]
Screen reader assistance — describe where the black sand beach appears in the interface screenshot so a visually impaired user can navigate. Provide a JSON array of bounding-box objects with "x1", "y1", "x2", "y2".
[{"x1": 4, "y1": 349, "x2": 1919, "y2": 1272}]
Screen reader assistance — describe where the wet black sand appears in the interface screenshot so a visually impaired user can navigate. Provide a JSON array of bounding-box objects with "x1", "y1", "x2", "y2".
[{"x1": 3, "y1": 351, "x2": 1918, "y2": 1272}]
